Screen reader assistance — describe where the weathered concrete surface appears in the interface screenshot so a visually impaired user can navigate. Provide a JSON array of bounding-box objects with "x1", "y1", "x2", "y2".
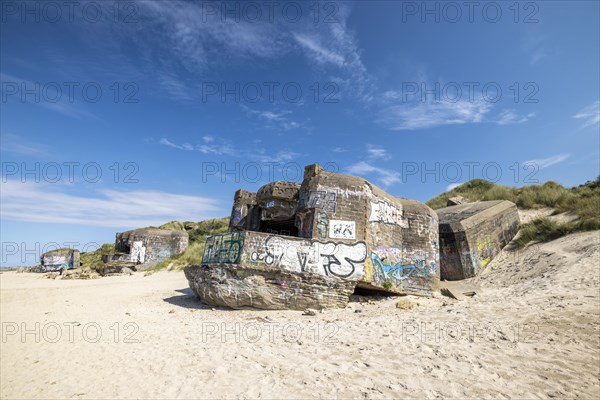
[
  {"x1": 447, "y1": 196, "x2": 470, "y2": 206},
  {"x1": 184, "y1": 264, "x2": 356, "y2": 310},
  {"x1": 104, "y1": 228, "x2": 188, "y2": 269},
  {"x1": 40, "y1": 248, "x2": 80, "y2": 272},
  {"x1": 437, "y1": 200, "x2": 520, "y2": 280},
  {"x1": 188, "y1": 164, "x2": 441, "y2": 310},
  {"x1": 227, "y1": 165, "x2": 440, "y2": 296},
  {"x1": 194, "y1": 231, "x2": 365, "y2": 309},
  {"x1": 296, "y1": 164, "x2": 439, "y2": 296}
]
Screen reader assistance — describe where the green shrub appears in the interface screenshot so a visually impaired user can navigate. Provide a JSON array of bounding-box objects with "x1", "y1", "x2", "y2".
[
  {"x1": 481, "y1": 186, "x2": 517, "y2": 202},
  {"x1": 80, "y1": 243, "x2": 114, "y2": 269}
]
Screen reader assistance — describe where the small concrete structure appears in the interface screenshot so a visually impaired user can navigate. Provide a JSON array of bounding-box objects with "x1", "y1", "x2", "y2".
[
  {"x1": 40, "y1": 248, "x2": 80, "y2": 272},
  {"x1": 104, "y1": 228, "x2": 188, "y2": 269},
  {"x1": 437, "y1": 200, "x2": 520, "y2": 280},
  {"x1": 446, "y1": 196, "x2": 470, "y2": 206},
  {"x1": 186, "y1": 164, "x2": 440, "y2": 310}
]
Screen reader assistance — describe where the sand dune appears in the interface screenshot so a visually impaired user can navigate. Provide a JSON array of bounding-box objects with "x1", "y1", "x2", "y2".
[{"x1": 1, "y1": 230, "x2": 599, "y2": 399}]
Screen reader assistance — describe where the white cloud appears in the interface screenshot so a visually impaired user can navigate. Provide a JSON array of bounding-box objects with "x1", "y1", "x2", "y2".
[
  {"x1": 573, "y1": 101, "x2": 600, "y2": 128},
  {"x1": 346, "y1": 161, "x2": 400, "y2": 187},
  {"x1": 0, "y1": 180, "x2": 222, "y2": 228},
  {"x1": 0, "y1": 133, "x2": 47, "y2": 156},
  {"x1": 523, "y1": 154, "x2": 570, "y2": 170},
  {"x1": 0, "y1": 73, "x2": 95, "y2": 120},
  {"x1": 160, "y1": 137, "x2": 234, "y2": 155},
  {"x1": 293, "y1": 33, "x2": 346, "y2": 67},
  {"x1": 366, "y1": 144, "x2": 391, "y2": 160},
  {"x1": 254, "y1": 150, "x2": 300, "y2": 164},
  {"x1": 378, "y1": 99, "x2": 493, "y2": 130},
  {"x1": 243, "y1": 107, "x2": 303, "y2": 131},
  {"x1": 197, "y1": 143, "x2": 235, "y2": 156},
  {"x1": 495, "y1": 110, "x2": 535, "y2": 125}
]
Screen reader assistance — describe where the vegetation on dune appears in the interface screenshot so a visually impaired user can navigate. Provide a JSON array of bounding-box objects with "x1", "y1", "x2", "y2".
[
  {"x1": 427, "y1": 178, "x2": 600, "y2": 211},
  {"x1": 152, "y1": 217, "x2": 229, "y2": 271},
  {"x1": 513, "y1": 217, "x2": 600, "y2": 249},
  {"x1": 427, "y1": 177, "x2": 600, "y2": 248},
  {"x1": 77, "y1": 218, "x2": 229, "y2": 272},
  {"x1": 80, "y1": 243, "x2": 115, "y2": 269}
]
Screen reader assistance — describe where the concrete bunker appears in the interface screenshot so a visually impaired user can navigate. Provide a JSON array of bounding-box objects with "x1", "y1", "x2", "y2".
[
  {"x1": 186, "y1": 164, "x2": 440, "y2": 310},
  {"x1": 104, "y1": 228, "x2": 189, "y2": 269},
  {"x1": 40, "y1": 248, "x2": 80, "y2": 272},
  {"x1": 437, "y1": 200, "x2": 520, "y2": 280}
]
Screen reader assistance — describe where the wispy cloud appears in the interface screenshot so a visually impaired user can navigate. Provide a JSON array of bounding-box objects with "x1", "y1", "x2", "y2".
[
  {"x1": 0, "y1": 180, "x2": 222, "y2": 228},
  {"x1": 254, "y1": 150, "x2": 300, "y2": 164},
  {"x1": 495, "y1": 110, "x2": 536, "y2": 125},
  {"x1": 573, "y1": 101, "x2": 600, "y2": 128},
  {"x1": 523, "y1": 154, "x2": 570, "y2": 170},
  {"x1": 0, "y1": 133, "x2": 48, "y2": 156},
  {"x1": 160, "y1": 137, "x2": 235, "y2": 155},
  {"x1": 243, "y1": 107, "x2": 303, "y2": 131},
  {"x1": 523, "y1": 33, "x2": 550, "y2": 66},
  {"x1": 346, "y1": 161, "x2": 400, "y2": 187},
  {"x1": 160, "y1": 138, "x2": 194, "y2": 151},
  {"x1": 293, "y1": 33, "x2": 346, "y2": 67},
  {"x1": 332, "y1": 147, "x2": 348, "y2": 153},
  {"x1": 131, "y1": 1, "x2": 293, "y2": 100},
  {"x1": 0, "y1": 73, "x2": 95, "y2": 120},
  {"x1": 378, "y1": 99, "x2": 493, "y2": 130},
  {"x1": 292, "y1": 9, "x2": 373, "y2": 101},
  {"x1": 366, "y1": 144, "x2": 391, "y2": 160}
]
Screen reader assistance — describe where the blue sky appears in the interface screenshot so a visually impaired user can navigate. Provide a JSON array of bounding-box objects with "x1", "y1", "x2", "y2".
[{"x1": 1, "y1": 0, "x2": 599, "y2": 267}]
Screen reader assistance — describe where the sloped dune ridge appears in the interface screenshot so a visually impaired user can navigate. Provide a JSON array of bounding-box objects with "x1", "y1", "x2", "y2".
[{"x1": 1, "y1": 230, "x2": 598, "y2": 399}]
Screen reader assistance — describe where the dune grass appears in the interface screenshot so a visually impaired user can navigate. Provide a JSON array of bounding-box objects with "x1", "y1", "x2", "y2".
[
  {"x1": 80, "y1": 243, "x2": 115, "y2": 269},
  {"x1": 513, "y1": 217, "x2": 600, "y2": 249},
  {"x1": 152, "y1": 217, "x2": 229, "y2": 271},
  {"x1": 427, "y1": 177, "x2": 600, "y2": 248}
]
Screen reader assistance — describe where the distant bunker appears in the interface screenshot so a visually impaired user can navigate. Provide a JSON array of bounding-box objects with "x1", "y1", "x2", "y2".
[
  {"x1": 103, "y1": 228, "x2": 188, "y2": 270},
  {"x1": 185, "y1": 163, "x2": 440, "y2": 310},
  {"x1": 40, "y1": 248, "x2": 80, "y2": 272},
  {"x1": 437, "y1": 200, "x2": 520, "y2": 280}
]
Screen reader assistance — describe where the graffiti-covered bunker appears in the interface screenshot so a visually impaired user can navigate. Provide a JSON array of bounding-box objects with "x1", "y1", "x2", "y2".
[
  {"x1": 40, "y1": 248, "x2": 80, "y2": 272},
  {"x1": 103, "y1": 228, "x2": 189, "y2": 269},
  {"x1": 185, "y1": 164, "x2": 440, "y2": 310}
]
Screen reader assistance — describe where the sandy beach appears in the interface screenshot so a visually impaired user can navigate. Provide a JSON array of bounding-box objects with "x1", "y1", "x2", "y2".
[{"x1": 1, "y1": 230, "x2": 599, "y2": 399}]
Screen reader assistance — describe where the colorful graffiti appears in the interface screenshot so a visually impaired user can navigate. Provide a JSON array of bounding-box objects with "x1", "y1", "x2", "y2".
[
  {"x1": 367, "y1": 245, "x2": 434, "y2": 288},
  {"x1": 248, "y1": 235, "x2": 367, "y2": 280},
  {"x1": 41, "y1": 252, "x2": 77, "y2": 272},
  {"x1": 202, "y1": 232, "x2": 244, "y2": 264},
  {"x1": 476, "y1": 235, "x2": 495, "y2": 267},
  {"x1": 368, "y1": 200, "x2": 409, "y2": 228}
]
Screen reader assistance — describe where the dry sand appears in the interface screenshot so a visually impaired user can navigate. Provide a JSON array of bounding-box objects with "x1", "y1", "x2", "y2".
[{"x1": 1, "y1": 230, "x2": 599, "y2": 399}]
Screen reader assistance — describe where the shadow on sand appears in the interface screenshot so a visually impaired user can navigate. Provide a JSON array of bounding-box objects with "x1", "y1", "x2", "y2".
[{"x1": 163, "y1": 288, "x2": 213, "y2": 310}]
